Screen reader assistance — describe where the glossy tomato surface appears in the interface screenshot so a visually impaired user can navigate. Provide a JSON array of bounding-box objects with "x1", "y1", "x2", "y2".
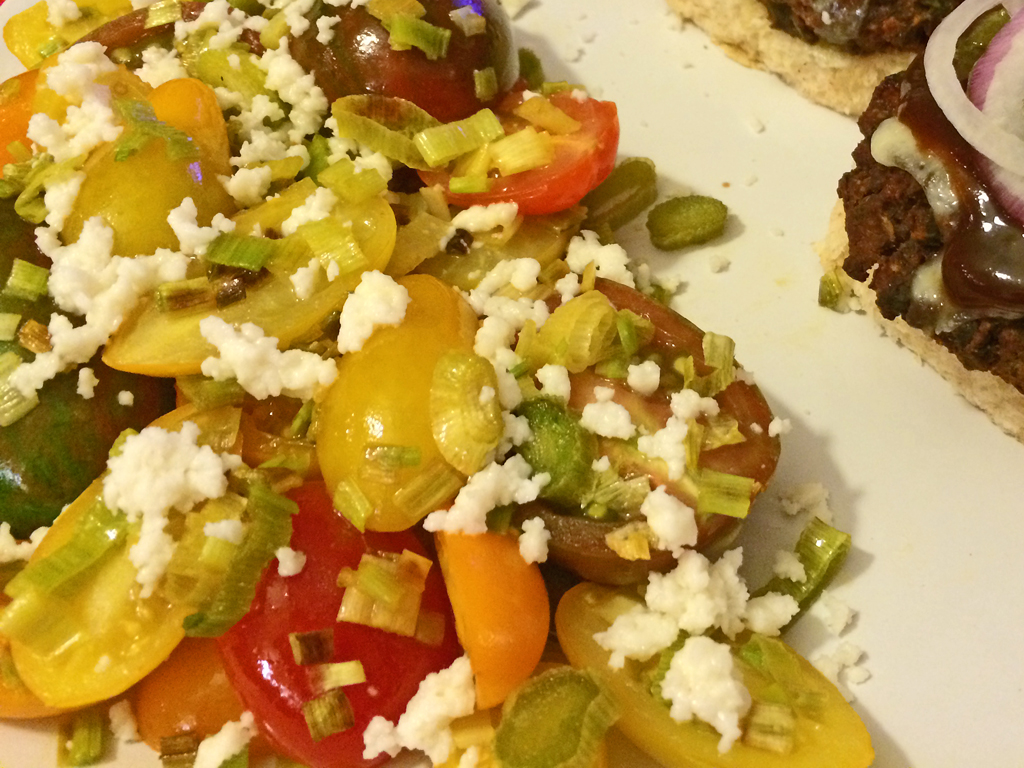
[
  {"x1": 218, "y1": 483, "x2": 462, "y2": 768},
  {"x1": 420, "y1": 91, "x2": 619, "y2": 215}
]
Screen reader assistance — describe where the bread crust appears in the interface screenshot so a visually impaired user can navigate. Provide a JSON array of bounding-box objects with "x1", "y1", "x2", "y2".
[
  {"x1": 819, "y1": 201, "x2": 1024, "y2": 441},
  {"x1": 665, "y1": 0, "x2": 913, "y2": 115}
]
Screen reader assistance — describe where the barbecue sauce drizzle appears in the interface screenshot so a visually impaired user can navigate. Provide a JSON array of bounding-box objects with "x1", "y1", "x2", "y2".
[{"x1": 898, "y1": 59, "x2": 1024, "y2": 313}]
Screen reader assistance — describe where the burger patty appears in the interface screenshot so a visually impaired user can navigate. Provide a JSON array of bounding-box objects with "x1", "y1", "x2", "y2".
[
  {"x1": 759, "y1": 0, "x2": 961, "y2": 54},
  {"x1": 837, "y1": 65, "x2": 1024, "y2": 395}
]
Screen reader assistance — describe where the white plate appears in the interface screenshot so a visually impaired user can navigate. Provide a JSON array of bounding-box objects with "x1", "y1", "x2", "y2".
[{"x1": 3, "y1": 1, "x2": 1024, "y2": 766}]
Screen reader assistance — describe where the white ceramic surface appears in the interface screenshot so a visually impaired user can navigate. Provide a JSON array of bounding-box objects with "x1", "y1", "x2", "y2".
[{"x1": 3, "y1": 0, "x2": 1024, "y2": 766}]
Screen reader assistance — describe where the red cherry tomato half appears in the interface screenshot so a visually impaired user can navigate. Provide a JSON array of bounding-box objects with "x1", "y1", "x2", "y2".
[
  {"x1": 420, "y1": 91, "x2": 619, "y2": 215},
  {"x1": 217, "y1": 483, "x2": 462, "y2": 768}
]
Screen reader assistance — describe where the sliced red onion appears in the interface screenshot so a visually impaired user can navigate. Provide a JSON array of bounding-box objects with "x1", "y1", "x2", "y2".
[
  {"x1": 924, "y1": 0, "x2": 1024, "y2": 177},
  {"x1": 967, "y1": 7, "x2": 1024, "y2": 224}
]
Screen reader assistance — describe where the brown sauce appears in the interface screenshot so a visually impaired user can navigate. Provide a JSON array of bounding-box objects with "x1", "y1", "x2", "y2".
[{"x1": 898, "y1": 59, "x2": 1024, "y2": 312}]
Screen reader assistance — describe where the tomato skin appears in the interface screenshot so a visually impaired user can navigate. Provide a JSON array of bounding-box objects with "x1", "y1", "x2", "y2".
[
  {"x1": 289, "y1": 0, "x2": 517, "y2": 123},
  {"x1": 218, "y1": 482, "x2": 462, "y2": 768},
  {"x1": 435, "y1": 531, "x2": 549, "y2": 709},
  {"x1": 420, "y1": 92, "x2": 620, "y2": 216}
]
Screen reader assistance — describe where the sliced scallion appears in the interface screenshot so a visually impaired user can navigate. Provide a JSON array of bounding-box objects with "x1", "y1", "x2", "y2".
[
  {"x1": 289, "y1": 628, "x2": 335, "y2": 665},
  {"x1": 490, "y1": 126, "x2": 554, "y2": 176},
  {"x1": 307, "y1": 660, "x2": 367, "y2": 694},
  {"x1": 332, "y1": 477, "x2": 374, "y2": 532},
  {"x1": 317, "y1": 157, "x2": 387, "y2": 204},
  {"x1": 474, "y1": 67, "x2": 498, "y2": 102},
  {"x1": 206, "y1": 233, "x2": 277, "y2": 272},
  {"x1": 0, "y1": 313, "x2": 20, "y2": 342},
  {"x1": 514, "y1": 96, "x2": 581, "y2": 135},
  {"x1": 175, "y1": 375, "x2": 246, "y2": 410},
  {"x1": 155, "y1": 277, "x2": 216, "y2": 312},
  {"x1": 743, "y1": 700, "x2": 796, "y2": 754},
  {"x1": 144, "y1": 0, "x2": 183, "y2": 28},
  {"x1": 414, "y1": 109, "x2": 505, "y2": 167},
  {"x1": 59, "y1": 708, "x2": 106, "y2": 767},
  {"x1": 386, "y1": 15, "x2": 451, "y2": 59},
  {"x1": 3, "y1": 258, "x2": 48, "y2": 302},
  {"x1": 430, "y1": 350, "x2": 504, "y2": 475},
  {"x1": 368, "y1": 0, "x2": 426, "y2": 23},
  {"x1": 449, "y1": 5, "x2": 486, "y2": 35},
  {"x1": 302, "y1": 689, "x2": 355, "y2": 742},
  {"x1": 694, "y1": 469, "x2": 753, "y2": 519},
  {"x1": 391, "y1": 459, "x2": 464, "y2": 523}
]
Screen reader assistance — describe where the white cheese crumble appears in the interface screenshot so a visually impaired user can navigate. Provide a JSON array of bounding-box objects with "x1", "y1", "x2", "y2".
[
  {"x1": 593, "y1": 605, "x2": 678, "y2": 669},
  {"x1": 316, "y1": 13, "x2": 341, "y2": 43},
  {"x1": 43, "y1": 172, "x2": 84, "y2": 231},
  {"x1": 281, "y1": 186, "x2": 337, "y2": 236},
  {"x1": 108, "y1": 700, "x2": 140, "y2": 744},
  {"x1": 518, "y1": 516, "x2": 550, "y2": 564},
  {"x1": 204, "y1": 518, "x2": 244, "y2": 544},
  {"x1": 47, "y1": 0, "x2": 81, "y2": 27},
  {"x1": 565, "y1": 230, "x2": 634, "y2": 287},
  {"x1": 779, "y1": 482, "x2": 833, "y2": 523},
  {"x1": 464, "y1": 258, "x2": 548, "y2": 332},
  {"x1": 275, "y1": 546, "x2": 307, "y2": 577},
  {"x1": 809, "y1": 589, "x2": 856, "y2": 636},
  {"x1": 102, "y1": 422, "x2": 243, "y2": 597},
  {"x1": 290, "y1": 257, "x2": 322, "y2": 300},
  {"x1": 639, "y1": 486, "x2": 696, "y2": 556},
  {"x1": 257, "y1": 39, "x2": 329, "y2": 142},
  {"x1": 535, "y1": 364, "x2": 571, "y2": 401},
  {"x1": 423, "y1": 455, "x2": 549, "y2": 535},
  {"x1": 660, "y1": 636, "x2": 751, "y2": 752},
  {"x1": 118, "y1": 390, "x2": 135, "y2": 406},
  {"x1": 220, "y1": 166, "x2": 274, "y2": 208},
  {"x1": 168, "y1": 198, "x2": 236, "y2": 256},
  {"x1": 200, "y1": 317, "x2": 338, "y2": 401},
  {"x1": 442, "y1": 202, "x2": 519, "y2": 248},
  {"x1": 336, "y1": 270, "x2": 411, "y2": 353},
  {"x1": 554, "y1": 271, "x2": 580, "y2": 304},
  {"x1": 579, "y1": 386, "x2": 635, "y2": 439},
  {"x1": 627, "y1": 359, "x2": 661, "y2": 396},
  {"x1": 767, "y1": 417, "x2": 791, "y2": 437},
  {"x1": 0, "y1": 523, "x2": 47, "y2": 564},
  {"x1": 137, "y1": 45, "x2": 190, "y2": 87},
  {"x1": 636, "y1": 389, "x2": 719, "y2": 481},
  {"x1": 362, "y1": 655, "x2": 476, "y2": 765},
  {"x1": 77, "y1": 366, "x2": 99, "y2": 399},
  {"x1": 772, "y1": 550, "x2": 807, "y2": 583},
  {"x1": 28, "y1": 98, "x2": 122, "y2": 164},
  {"x1": 813, "y1": 642, "x2": 871, "y2": 700},
  {"x1": 194, "y1": 712, "x2": 257, "y2": 768}
]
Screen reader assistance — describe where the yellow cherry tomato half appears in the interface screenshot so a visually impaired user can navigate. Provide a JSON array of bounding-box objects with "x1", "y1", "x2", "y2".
[
  {"x1": 435, "y1": 530, "x2": 550, "y2": 709},
  {"x1": 555, "y1": 583, "x2": 874, "y2": 768},
  {"x1": 316, "y1": 274, "x2": 478, "y2": 531}
]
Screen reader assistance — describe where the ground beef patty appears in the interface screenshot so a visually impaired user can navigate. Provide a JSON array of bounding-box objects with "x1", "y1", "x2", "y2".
[
  {"x1": 837, "y1": 62, "x2": 1024, "y2": 395},
  {"x1": 760, "y1": 0, "x2": 961, "y2": 54}
]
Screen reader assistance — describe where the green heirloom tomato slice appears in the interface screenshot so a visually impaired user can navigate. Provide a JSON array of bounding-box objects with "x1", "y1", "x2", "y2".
[{"x1": 554, "y1": 583, "x2": 874, "y2": 768}]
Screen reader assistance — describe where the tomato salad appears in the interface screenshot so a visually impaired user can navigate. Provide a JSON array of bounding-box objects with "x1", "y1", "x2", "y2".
[{"x1": 0, "y1": 0, "x2": 872, "y2": 766}]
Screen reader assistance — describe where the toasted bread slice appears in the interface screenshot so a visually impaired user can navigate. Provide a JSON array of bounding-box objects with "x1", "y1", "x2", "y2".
[
  {"x1": 819, "y1": 201, "x2": 1024, "y2": 440},
  {"x1": 666, "y1": 0, "x2": 912, "y2": 116}
]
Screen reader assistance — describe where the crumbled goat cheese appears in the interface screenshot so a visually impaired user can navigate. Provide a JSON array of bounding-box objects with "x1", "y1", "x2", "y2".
[
  {"x1": 518, "y1": 516, "x2": 550, "y2": 564},
  {"x1": 594, "y1": 605, "x2": 678, "y2": 669},
  {"x1": 291, "y1": 257, "x2": 322, "y2": 300},
  {"x1": 168, "y1": 198, "x2": 236, "y2": 256},
  {"x1": 204, "y1": 519, "x2": 245, "y2": 544},
  {"x1": 281, "y1": 186, "x2": 338, "y2": 236},
  {"x1": 580, "y1": 386, "x2": 635, "y2": 439},
  {"x1": 479, "y1": 386, "x2": 496, "y2": 404},
  {"x1": 43, "y1": 42, "x2": 116, "y2": 101},
  {"x1": 464, "y1": 258, "x2": 548, "y2": 331},
  {"x1": 743, "y1": 593, "x2": 799, "y2": 636},
  {"x1": 0, "y1": 523, "x2": 47, "y2": 564},
  {"x1": 592, "y1": 455, "x2": 611, "y2": 472},
  {"x1": 627, "y1": 360, "x2": 661, "y2": 396},
  {"x1": 810, "y1": 589, "x2": 856, "y2": 636},
  {"x1": 118, "y1": 390, "x2": 135, "y2": 406},
  {"x1": 734, "y1": 366, "x2": 756, "y2": 385},
  {"x1": 362, "y1": 655, "x2": 476, "y2": 764},
  {"x1": 473, "y1": 315, "x2": 515, "y2": 361},
  {"x1": 442, "y1": 202, "x2": 519, "y2": 248},
  {"x1": 194, "y1": 712, "x2": 257, "y2": 768},
  {"x1": 282, "y1": 0, "x2": 317, "y2": 36},
  {"x1": 813, "y1": 642, "x2": 871, "y2": 700},
  {"x1": 336, "y1": 270, "x2": 410, "y2": 353},
  {"x1": 200, "y1": 317, "x2": 338, "y2": 400},
  {"x1": 227, "y1": 53, "x2": 241, "y2": 69},
  {"x1": 47, "y1": 0, "x2": 82, "y2": 26},
  {"x1": 565, "y1": 230, "x2": 634, "y2": 287},
  {"x1": 137, "y1": 45, "x2": 189, "y2": 87},
  {"x1": 220, "y1": 165, "x2": 274, "y2": 208},
  {"x1": 316, "y1": 13, "x2": 341, "y2": 43},
  {"x1": 28, "y1": 99, "x2": 122, "y2": 163},
  {"x1": 767, "y1": 417, "x2": 791, "y2": 437},
  {"x1": 499, "y1": 412, "x2": 532, "y2": 456},
  {"x1": 77, "y1": 366, "x2": 99, "y2": 399},
  {"x1": 640, "y1": 486, "x2": 696, "y2": 556},
  {"x1": 660, "y1": 636, "x2": 751, "y2": 753},
  {"x1": 423, "y1": 455, "x2": 549, "y2": 534},
  {"x1": 174, "y1": 0, "x2": 247, "y2": 50},
  {"x1": 646, "y1": 549, "x2": 750, "y2": 639},
  {"x1": 276, "y1": 546, "x2": 307, "y2": 577},
  {"x1": 12, "y1": 220, "x2": 188, "y2": 396},
  {"x1": 779, "y1": 482, "x2": 833, "y2": 523},
  {"x1": 489, "y1": 347, "x2": 524, "y2": 411},
  {"x1": 108, "y1": 700, "x2": 140, "y2": 744},
  {"x1": 102, "y1": 422, "x2": 243, "y2": 597},
  {"x1": 554, "y1": 271, "x2": 580, "y2": 304},
  {"x1": 43, "y1": 172, "x2": 84, "y2": 230},
  {"x1": 772, "y1": 550, "x2": 807, "y2": 583},
  {"x1": 709, "y1": 254, "x2": 731, "y2": 273},
  {"x1": 636, "y1": 389, "x2": 719, "y2": 481},
  {"x1": 258, "y1": 40, "x2": 329, "y2": 142},
  {"x1": 536, "y1": 364, "x2": 571, "y2": 400}
]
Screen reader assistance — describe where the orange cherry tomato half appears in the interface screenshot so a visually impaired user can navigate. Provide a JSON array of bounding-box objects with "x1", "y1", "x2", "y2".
[
  {"x1": 435, "y1": 530, "x2": 549, "y2": 709},
  {"x1": 217, "y1": 483, "x2": 462, "y2": 768},
  {"x1": 420, "y1": 91, "x2": 619, "y2": 216}
]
